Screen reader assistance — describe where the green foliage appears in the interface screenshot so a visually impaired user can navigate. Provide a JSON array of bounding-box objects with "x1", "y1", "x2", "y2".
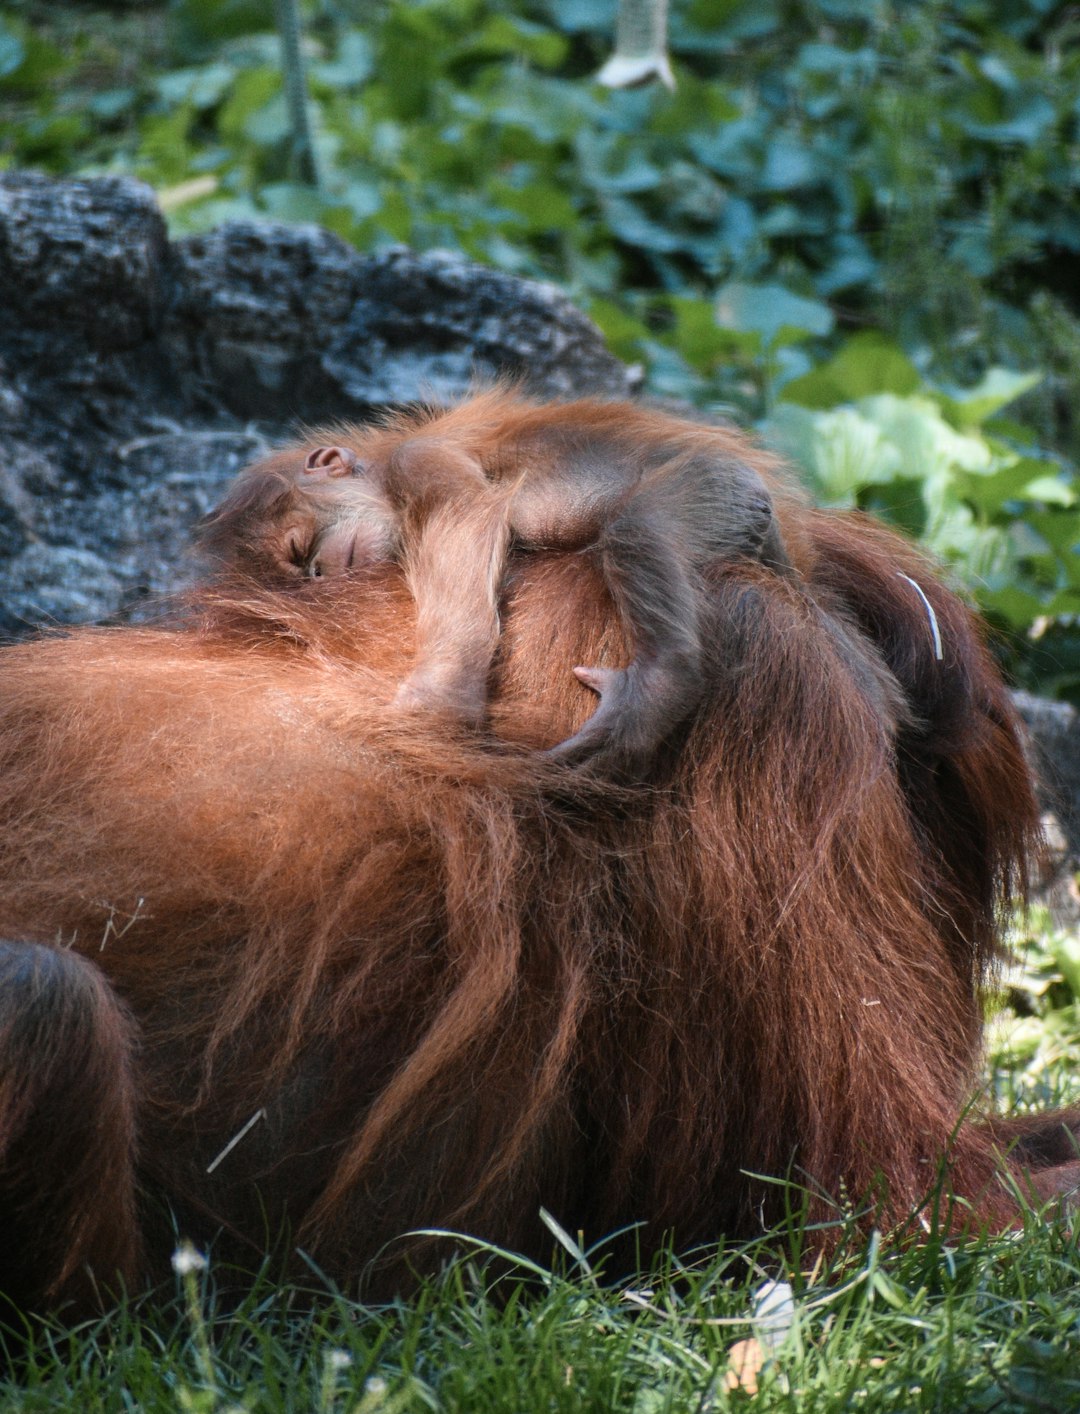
[
  {"x1": 2, "y1": 0, "x2": 1079, "y2": 691},
  {"x1": 767, "y1": 335, "x2": 1080, "y2": 691},
  {"x1": 988, "y1": 907, "x2": 1080, "y2": 1113},
  {"x1": 5, "y1": 1, "x2": 1080, "y2": 390}
]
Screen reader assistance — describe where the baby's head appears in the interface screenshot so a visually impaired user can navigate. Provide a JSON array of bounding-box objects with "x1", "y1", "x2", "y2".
[{"x1": 201, "y1": 443, "x2": 398, "y2": 582}]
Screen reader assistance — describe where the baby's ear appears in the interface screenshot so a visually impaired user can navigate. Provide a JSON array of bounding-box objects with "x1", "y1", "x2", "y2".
[{"x1": 303, "y1": 446, "x2": 359, "y2": 479}]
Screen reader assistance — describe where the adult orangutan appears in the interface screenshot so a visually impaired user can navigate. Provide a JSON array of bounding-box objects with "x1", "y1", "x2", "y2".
[{"x1": 0, "y1": 394, "x2": 1076, "y2": 1318}]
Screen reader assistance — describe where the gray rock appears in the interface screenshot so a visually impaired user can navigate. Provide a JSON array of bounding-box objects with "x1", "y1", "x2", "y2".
[
  {"x1": 164, "y1": 227, "x2": 635, "y2": 421},
  {"x1": 0, "y1": 172, "x2": 168, "y2": 351},
  {"x1": 1015, "y1": 690, "x2": 1080, "y2": 869},
  {"x1": 0, "y1": 543, "x2": 125, "y2": 636}
]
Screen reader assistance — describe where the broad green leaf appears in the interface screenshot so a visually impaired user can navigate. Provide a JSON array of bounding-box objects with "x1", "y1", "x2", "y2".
[
  {"x1": 492, "y1": 181, "x2": 577, "y2": 233},
  {"x1": 772, "y1": 344, "x2": 814, "y2": 392},
  {"x1": 639, "y1": 339, "x2": 703, "y2": 400},
  {"x1": 781, "y1": 333, "x2": 921, "y2": 408},
  {"x1": 766, "y1": 404, "x2": 900, "y2": 505},
  {"x1": 1041, "y1": 587, "x2": 1080, "y2": 617},
  {"x1": 601, "y1": 195, "x2": 686, "y2": 254},
  {"x1": 816, "y1": 240, "x2": 880, "y2": 296},
  {"x1": 339, "y1": 179, "x2": 383, "y2": 221},
  {"x1": 218, "y1": 66, "x2": 280, "y2": 145},
  {"x1": 984, "y1": 583, "x2": 1057, "y2": 627},
  {"x1": 588, "y1": 297, "x2": 650, "y2": 363},
  {"x1": 939, "y1": 368, "x2": 1042, "y2": 428},
  {"x1": 715, "y1": 282, "x2": 834, "y2": 347},
  {"x1": 1023, "y1": 510, "x2": 1080, "y2": 556},
  {"x1": 173, "y1": 0, "x2": 273, "y2": 46},
  {"x1": 1021, "y1": 475, "x2": 1076, "y2": 507},
  {"x1": 669, "y1": 296, "x2": 754, "y2": 371},
  {"x1": 760, "y1": 133, "x2": 819, "y2": 191},
  {"x1": 962, "y1": 95, "x2": 1056, "y2": 144},
  {"x1": 650, "y1": 78, "x2": 740, "y2": 137},
  {"x1": 858, "y1": 395, "x2": 993, "y2": 481},
  {"x1": 243, "y1": 92, "x2": 289, "y2": 147},
  {"x1": 468, "y1": 15, "x2": 567, "y2": 68},
  {"x1": 775, "y1": 365, "x2": 848, "y2": 410},
  {"x1": 87, "y1": 87, "x2": 139, "y2": 120},
  {"x1": 924, "y1": 506, "x2": 1014, "y2": 588},
  {"x1": 538, "y1": 0, "x2": 611, "y2": 33},
  {"x1": 156, "y1": 64, "x2": 236, "y2": 109},
  {"x1": 686, "y1": 0, "x2": 783, "y2": 42},
  {"x1": 311, "y1": 30, "x2": 375, "y2": 89},
  {"x1": 138, "y1": 108, "x2": 197, "y2": 183},
  {"x1": 1050, "y1": 935, "x2": 1080, "y2": 1001},
  {"x1": 0, "y1": 20, "x2": 26, "y2": 81},
  {"x1": 575, "y1": 130, "x2": 663, "y2": 194},
  {"x1": 0, "y1": 23, "x2": 61, "y2": 90},
  {"x1": 955, "y1": 456, "x2": 1049, "y2": 516},
  {"x1": 816, "y1": 333, "x2": 921, "y2": 401},
  {"x1": 260, "y1": 183, "x2": 328, "y2": 222}
]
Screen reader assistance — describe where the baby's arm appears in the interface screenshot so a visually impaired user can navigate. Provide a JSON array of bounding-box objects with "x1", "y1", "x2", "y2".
[
  {"x1": 383, "y1": 437, "x2": 511, "y2": 726},
  {"x1": 511, "y1": 447, "x2": 788, "y2": 771}
]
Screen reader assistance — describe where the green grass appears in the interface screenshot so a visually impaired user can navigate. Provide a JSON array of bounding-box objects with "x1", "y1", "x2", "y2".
[
  {"x1": 2, "y1": 907, "x2": 1078, "y2": 1413},
  {"x1": 5, "y1": 1173, "x2": 1080, "y2": 1410},
  {"x1": 4, "y1": 1210, "x2": 1080, "y2": 1413}
]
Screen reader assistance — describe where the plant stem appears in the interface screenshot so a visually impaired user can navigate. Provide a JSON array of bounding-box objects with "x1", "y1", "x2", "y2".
[{"x1": 275, "y1": 0, "x2": 321, "y2": 188}]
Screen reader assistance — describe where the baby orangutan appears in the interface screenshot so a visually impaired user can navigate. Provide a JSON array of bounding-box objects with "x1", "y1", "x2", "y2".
[{"x1": 201, "y1": 392, "x2": 793, "y2": 768}]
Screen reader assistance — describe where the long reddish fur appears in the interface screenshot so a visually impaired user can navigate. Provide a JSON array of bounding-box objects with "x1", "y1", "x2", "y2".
[{"x1": 0, "y1": 392, "x2": 1069, "y2": 1313}]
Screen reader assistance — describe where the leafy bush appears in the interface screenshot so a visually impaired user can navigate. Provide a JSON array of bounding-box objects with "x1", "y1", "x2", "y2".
[
  {"x1": 4, "y1": 2, "x2": 1080, "y2": 408},
  {"x1": 766, "y1": 332, "x2": 1080, "y2": 692},
  {"x1": 989, "y1": 907, "x2": 1080, "y2": 1111}
]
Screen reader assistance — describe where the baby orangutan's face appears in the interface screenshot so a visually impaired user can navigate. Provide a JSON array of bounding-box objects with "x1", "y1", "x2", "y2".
[{"x1": 273, "y1": 445, "x2": 398, "y2": 581}]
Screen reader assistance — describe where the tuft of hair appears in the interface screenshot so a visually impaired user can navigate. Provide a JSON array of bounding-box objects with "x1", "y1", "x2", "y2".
[{"x1": 197, "y1": 460, "x2": 300, "y2": 576}]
